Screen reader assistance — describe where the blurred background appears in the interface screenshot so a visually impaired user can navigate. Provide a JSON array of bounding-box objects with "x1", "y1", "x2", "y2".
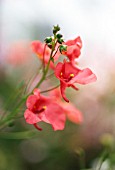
[{"x1": 0, "y1": 0, "x2": 115, "y2": 169}]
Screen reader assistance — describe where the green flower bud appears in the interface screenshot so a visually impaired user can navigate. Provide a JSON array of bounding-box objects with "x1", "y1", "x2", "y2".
[
  {"x1": 56, "y1": 34, "x2": 63, "y2": 39},
  {"x1": 57, "y1": 38, "x2": 64, "y2": 44},
  {"x1": 59, "y1": 45, "x2": 67, "y2": 53},
  {"x1": 53, "y1": 25, "x2": 60, "y2": 34},
  {"x1": 45, "y1": 37, "x2": 52, "y2": 44}
]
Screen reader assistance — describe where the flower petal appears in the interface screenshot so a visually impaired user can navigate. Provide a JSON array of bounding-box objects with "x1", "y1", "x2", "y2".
[
  {"x1": 45, "y1": 103, "x2": 66, "y2": 131},
  {"x1": 70, "y1": 68, "x2": 97, "y2": 84},
  {"x1": 33, "y1": 88, "x2": 40, "y2": 97},
  {"x1": 74, "y1": 36, "x2": 82, "y2": 48},
  {"x1": 63, "y1": 103, "x2": 83, "y2": 124},
  {"x1": 55, "y1": 62, "x2": 63, "y2": 78},
  {"x1": 24, "y1": 109, "x2": 41, "y2": 124},
  {"x1": 26, "y1": 95, "x2": 38, "y2": 110}
]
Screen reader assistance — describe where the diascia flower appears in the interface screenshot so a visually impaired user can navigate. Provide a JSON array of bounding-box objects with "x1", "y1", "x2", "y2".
[
  {"x1": 7, "y1": 41, "x2": 31, "y2": 66},
  {"x1": 50, "y1": 89, "x2": 83, "y2": 124},
  {"x1": 64, "y1": 36, "x2": 82, "y2": 65},
  {"x1": 31, "y1": 40, "x2": 59, "y2": 69},
  {"x1": 24, "y1": 89, "x2": 66, "y2": 131},
  {"x1": 55, "y1": 61, "x2": 97, "y2": 102}
]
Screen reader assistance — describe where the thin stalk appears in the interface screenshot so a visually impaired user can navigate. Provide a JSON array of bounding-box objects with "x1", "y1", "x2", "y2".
[
  {"x1": 40, "y1": 84, "x2": 60, "y2": 93},
  {"x1": 42, "y1": 44, "x2": 47, "y2": 72},
  {"x1": 52, "y1": 45, "x2": 59, "y2": 58},
  {"x1": 45, "y1": 72, "x2": 54, "y2": 80}
]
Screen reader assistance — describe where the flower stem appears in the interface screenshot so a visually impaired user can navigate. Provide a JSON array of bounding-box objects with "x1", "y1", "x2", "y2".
[{"x1": 40, "y1": 84, "x2": 60, "y2": 93}]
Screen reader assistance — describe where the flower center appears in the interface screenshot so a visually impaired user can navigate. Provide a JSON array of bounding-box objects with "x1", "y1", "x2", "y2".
[
  {"x1": 70, "y1": 73, "x2": 74, "y2": 77},
  {"x1": 34, "y1": 105, "x2": 47, "y2": 114},
  {"x1": 60, "y1": 72, "x2": 63, "y2": 76},
  {"x1": 60, "y1": 72, "x2": 74, "y2": 82},
  {"x1": 42, "y1": 106, "x2": 47, "y2": 110}
]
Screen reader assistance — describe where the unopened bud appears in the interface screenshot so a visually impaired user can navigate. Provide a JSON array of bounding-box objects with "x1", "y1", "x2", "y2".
[
  {"x1": 45, "y1": 37, "x2": 52, "y2": 43},
  {"x1": 53, "y1": 25, "x2": 60, "y2": 34},
  {"x1": 59, "y1": 45, "x2": 67, "y2": 53},
  {"x1": 56, "y1": 34, "x2": 63, "y2": 39},
  {"x1": 57, "y1": 38, "x2": 64, "y2": 44}
]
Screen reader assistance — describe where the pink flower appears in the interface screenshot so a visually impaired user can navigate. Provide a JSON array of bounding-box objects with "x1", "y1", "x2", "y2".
[
  {"x1": 24, "y1": 89, "x2": 66, "y2": 131},
  {"x1": 7, "y1": 41, "x2": 31, "y2": 66},
  {"x1": 50, "y1": 89, "x2": 83, "y2": 124},
  {"x1": 31, "y1": 40, "x2": 59, "y2": 69},
  {"x1": 55, "y1": 61, "x2": 97, "y2": 102},
  {"x1": 64, "y1": 36, "x2": 82, "y2": 65}
]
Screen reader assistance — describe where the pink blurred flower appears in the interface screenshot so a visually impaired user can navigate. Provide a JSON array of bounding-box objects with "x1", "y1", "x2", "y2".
[
  {"x1": 55, "y1": 60, "x2": 97, "y2": 102},
  {"x1": 7, "y1": 41, "x2": 31, "y2": 66},
  {"x1": 24, "y1": 89, "x2": 66, "y2": 131}
]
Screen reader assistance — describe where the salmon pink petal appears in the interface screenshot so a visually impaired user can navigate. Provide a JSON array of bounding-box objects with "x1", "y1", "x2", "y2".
[
  {"x1": 70, "y1": 68, "x2": 97, "y2": 84},
  {"x1": 26, "y1": 95, "x2": 38, "y2": 110},
  {"x1": 45, "y1": 103, "x2": 66, "y2": 131},
  {"x1": 33, "y1": 88, "x2": 40, "y2": 97},
  {"x1": 66, "y1": 36, "x2": 82, "y2": 47},
  {"x1": 67, "y1": 45, "x2": 80, "y2": 58},
  {"x1": 64, "y1": 104, "x2": 83, "y2": 124},
  {"x1": 65, "y1": 36, "x2": 82, "y2": 64},
  {"x1": 50, "y1": 88, "x2": 62, "y2": 100},
  {"x1": 24, "y1": 109, "x2": 41, "y2": 124},
  {"x1": 74, "y1": 36, "x2": 82, "y2": 48},
  {"x1": 55, "y1": 62, "x2": 63, "y2": 78},
  {"x1": 72, "y1": 46, "x2": 81, "y2": 57},
  {"x1": 37, "y1": 111, "x2": 50, "y2": 124}
]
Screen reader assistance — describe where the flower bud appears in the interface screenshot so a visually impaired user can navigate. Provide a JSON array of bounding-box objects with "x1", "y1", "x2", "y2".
[
  {"x1": 59, "y1": 45, "x2": 67, "y2": 53},
  {"x1": 45, "y1": 37, "x2": 52, "y2": 44},
  {"x1": 53, "y1": 25, "x2": 60, "y2": 34},
  {"x1": 56, "y1": 34, "x2": 63, "y2": 39},
  {"x1": 57, "y1": 38, "x2": 64, "y2": 44}
]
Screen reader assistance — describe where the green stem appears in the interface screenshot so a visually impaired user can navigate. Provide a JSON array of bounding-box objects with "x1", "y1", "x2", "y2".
[
  {"x1": 0, "y1": 130, "x2": 38, "y2": 139},
  {"x1": 40, "y1": 84, "x2": 59, "y2": 93},
  {"x1": 45, "y1": 72, "x2": 54, "y2": 80}
]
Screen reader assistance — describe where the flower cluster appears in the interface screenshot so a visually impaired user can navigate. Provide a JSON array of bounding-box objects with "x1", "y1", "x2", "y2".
[{"x1": 24, "y1": 25, "x2": 97, "y2": 131}]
